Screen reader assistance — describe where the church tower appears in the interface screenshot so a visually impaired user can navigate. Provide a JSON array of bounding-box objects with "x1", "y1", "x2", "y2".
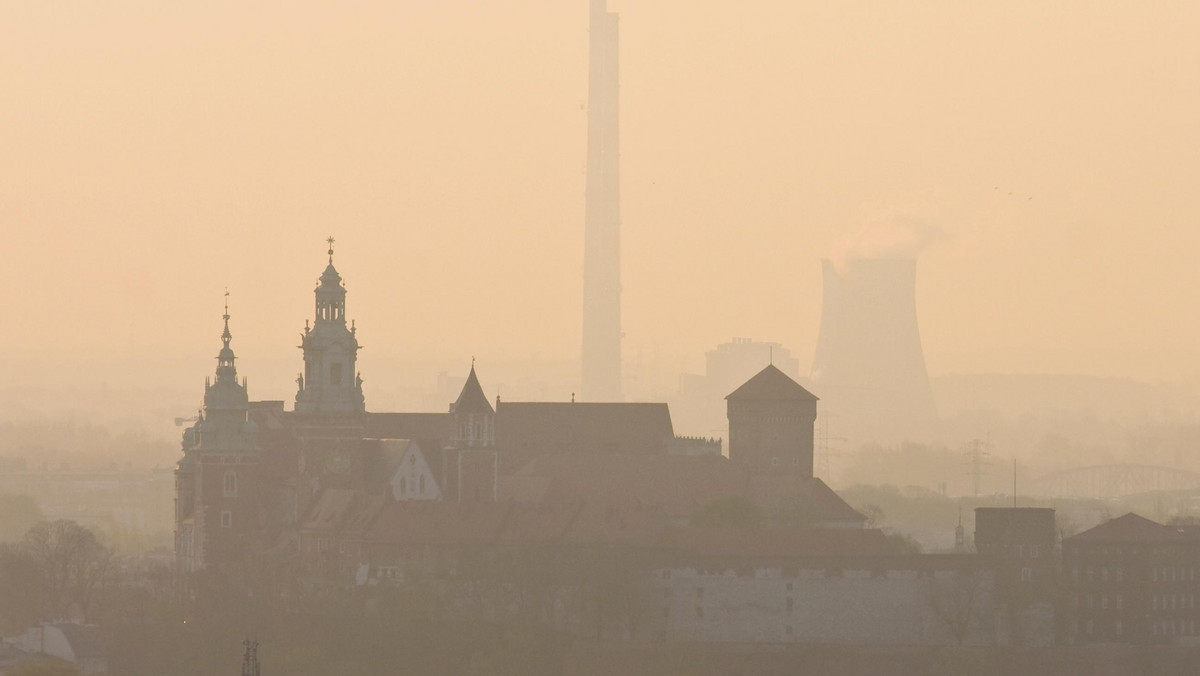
[
  {"x1": 726, "y1": 364, "x2": 818, "y2": 477},
  {"x1": 295, "y1": 238, "x2": 365, "y2": 415},
  {"x1": 177, "y1": 294, "x2": 260, "y2": 572},
  {"x1": 444, "y1": 362, "x2": 497, "y2": 502}
]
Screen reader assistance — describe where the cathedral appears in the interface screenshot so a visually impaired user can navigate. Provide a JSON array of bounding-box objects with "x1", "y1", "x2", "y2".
[{"x1": 174, "y1": 242, "x2": 862, "y2": 577}]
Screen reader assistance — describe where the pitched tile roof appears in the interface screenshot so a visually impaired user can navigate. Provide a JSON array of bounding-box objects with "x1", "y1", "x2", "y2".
[
  {"x1": 496, "y1": 402, "x2": 674, "y2": 458},
  {"x1": 725, "y1": 364, "x2": 819, "y2": 402},
  {"x1": 1067, "y1": 512, "x2": 1200, "y2": 543}
]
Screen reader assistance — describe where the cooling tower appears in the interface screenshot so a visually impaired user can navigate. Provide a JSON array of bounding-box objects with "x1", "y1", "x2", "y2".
[{"x1": 810, "y1": 258, "x2": 937, "y2": 441}]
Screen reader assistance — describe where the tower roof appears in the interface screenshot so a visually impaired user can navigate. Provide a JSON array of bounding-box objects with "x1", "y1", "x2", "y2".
[
  {"x1": 318, "y1": 236, "x2": 344, "y2": 289},
  {"x1": 453, "y1": 365, "x2": 493, "y2": 415},
  {"x1": 726, "y1": 364, "x2": 818, "y2": 402}
]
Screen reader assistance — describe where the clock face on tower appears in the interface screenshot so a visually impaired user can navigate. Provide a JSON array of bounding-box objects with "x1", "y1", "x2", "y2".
[{"x1": 324, "y1": 450, "x2": 351, "y2": 475}]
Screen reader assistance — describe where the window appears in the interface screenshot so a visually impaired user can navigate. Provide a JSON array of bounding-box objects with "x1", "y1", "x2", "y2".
[
  {"x1": 330, "y1": 362, "x2": 343, "y2": 385},
  {"x1": 221, "y1": 510, "x2": 232, "y2": 528},
  {"x1": 1021, "y1": 567, "x2": 1033, "y2": 582},
  {"x1": 786, "y1": 597, "x2": 793, "y2": 612},
  {"x1": 1115, "y1": 619, "x2": 1123, "y2": 636},
  {"x1": 1116, "y1": 594, "x2": 1123, "y2": 609},
  {"x1": 696, "y1": 587, "x2": 704, "y2": 599},
  {"x1": 419, "y1": 475, "x2": 426, "y2": 494},
  {"x1": 223, "y1": 471, "x2": 237, "y2": 497},
  {"x1": 786, "y1": 582, "x2": 793, "y2": 591},
  {"x1": 1101, "y1": 594, "x2": 1108, "y2": 609},
  {"x1": 696, "y1": 607, "x2": 703, "y2": 618},
  {"x1": 398, "y1": 476, "x2": 406, "y2": 495},
  {"x1": 1116, "y1": 567, "x2": 1123, "y2": 582},
  {"x1": 771, "y1": 457, "x2": 779, "y2": 466},
  {"x1": 785, "y1": 625, "x2": 793, "y2": 636}
]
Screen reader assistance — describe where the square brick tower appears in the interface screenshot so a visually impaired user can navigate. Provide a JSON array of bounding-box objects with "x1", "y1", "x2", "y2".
[{"x1": 726, "y1": 364, "x2": 819, "y2": 476}]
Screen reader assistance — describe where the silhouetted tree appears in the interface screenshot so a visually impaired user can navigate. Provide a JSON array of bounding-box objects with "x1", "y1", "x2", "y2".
[{"x1": 22, "y1": 520, "x2": 113, "y2": 622}]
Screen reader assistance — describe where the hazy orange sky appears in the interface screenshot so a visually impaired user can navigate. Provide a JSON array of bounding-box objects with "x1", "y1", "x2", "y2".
[{"x1": 4, "y1": 1, "x2": 1200, "y2": 399}]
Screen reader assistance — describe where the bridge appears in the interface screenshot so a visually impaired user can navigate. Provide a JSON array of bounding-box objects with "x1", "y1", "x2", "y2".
[{"x1": 1028, "y1": 464, "x2": 1200, "y2": 499}]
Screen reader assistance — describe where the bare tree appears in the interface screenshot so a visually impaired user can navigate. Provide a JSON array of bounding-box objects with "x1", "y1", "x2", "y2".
[{"x1": 22, "y1": 520, "x2": 114, "y2": 622}]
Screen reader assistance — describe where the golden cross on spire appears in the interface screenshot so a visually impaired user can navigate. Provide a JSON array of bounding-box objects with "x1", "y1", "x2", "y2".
[
  {"x1": 326, "y1": 236, "x2": 335, "y2": 262},
  {"x1": 224, "y1": 287, "x2": 230, "y2": 318}
]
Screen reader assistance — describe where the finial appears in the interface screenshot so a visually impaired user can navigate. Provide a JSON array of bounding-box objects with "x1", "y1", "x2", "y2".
[
  {"x1": 769, "y1": 345, "x2": 773, "y2": 365},
  {"x1": 571, "y1": 392, "x2": 575, "y2": 403},
  {"x1": 326, "y1": 235, "x2": 335, "y2": 262},
  {"x1": 471, "y1": 355, "x2": 476, "y2": 369},
  {"x1": 221, "y1": 289, "x2": 232, "y2": 348}
]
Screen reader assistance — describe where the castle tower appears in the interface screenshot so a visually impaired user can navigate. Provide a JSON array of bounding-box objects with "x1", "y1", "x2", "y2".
[
  {"x1": 726, "y1": 364, "x2": 818, "y2": 476},
  {"x1": 445, "y1": 362, "x2": 497, "y2": 502},
  {"x1": 580, "y1": 0, "x2": 622, "y2": 402},
  {"x1": 178, "y1": 294, "x2": 260, "y2": 571},
  {"x1": 295, "y1": 238, "x2": 365, "y2": 415}
]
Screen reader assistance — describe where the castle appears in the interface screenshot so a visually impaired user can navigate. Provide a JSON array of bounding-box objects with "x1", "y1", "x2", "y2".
[{"x1": 173, "y1": 242, "x2": 860, "y2": 576}]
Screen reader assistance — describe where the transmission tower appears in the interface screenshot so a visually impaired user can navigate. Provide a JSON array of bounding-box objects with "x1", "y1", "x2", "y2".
[{"x1": 964, "y1": 439, "x2": 992, "y2": 498}]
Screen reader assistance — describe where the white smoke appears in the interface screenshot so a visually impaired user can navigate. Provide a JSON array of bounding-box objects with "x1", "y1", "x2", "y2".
[{"x1": 830, "y1": 212, "x2": 947, "y2": 272}]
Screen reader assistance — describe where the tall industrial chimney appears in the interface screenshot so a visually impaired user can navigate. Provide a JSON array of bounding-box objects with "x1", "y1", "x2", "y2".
[
  {"x1": 581, "y1": 0, "x2": 622, "y2": 402},
  {"x1": 810, "y1": 258, "x2": 937, "y2": 441}
]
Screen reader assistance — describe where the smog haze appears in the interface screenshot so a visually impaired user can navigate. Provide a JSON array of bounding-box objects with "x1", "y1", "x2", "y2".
[{"x1": 4, "y1": 0, "x2": 1200, "y2": 405}]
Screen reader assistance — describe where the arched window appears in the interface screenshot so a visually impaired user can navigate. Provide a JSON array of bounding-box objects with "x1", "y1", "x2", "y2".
[
  {"x1": 223, "y1": 471, "x2": 237, "y2": 497},
  {"x1": 398, "y1": 476, "x2": 406, "y2": 496},
  {"x1": 419, "y1": 475, "x2": 426, "y2": 494}
]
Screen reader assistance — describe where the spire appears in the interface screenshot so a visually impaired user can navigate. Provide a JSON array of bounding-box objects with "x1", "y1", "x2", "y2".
[
  {"x1": 221, "y1": 288, "x2": 232, "y2": 349},
  {"x1": 314, "y1": 236, "x2": 346, "y2": 324},
  {"x1": 216, "y1": 290, "x2": 237, "y2": 382},
  {"x1": 453, "y1": 361, "x2": 493, "y2": 415}
]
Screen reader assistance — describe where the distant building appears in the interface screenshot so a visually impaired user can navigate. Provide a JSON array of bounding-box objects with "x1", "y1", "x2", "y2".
[
  {"x1": 673, "y1": 338, "x2": 802, "y2": 442},
  {"x1": 1063, "y1": 513, "x2": 1200, "y2": 644}
]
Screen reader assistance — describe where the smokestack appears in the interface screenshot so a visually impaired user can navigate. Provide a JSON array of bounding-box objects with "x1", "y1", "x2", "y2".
[
  {"x1": 810, "y1": 258, "x2": 937, "y2": 441},
  {"x1": 581, "y1": 0, "x2": 622, "y2": 402}
]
